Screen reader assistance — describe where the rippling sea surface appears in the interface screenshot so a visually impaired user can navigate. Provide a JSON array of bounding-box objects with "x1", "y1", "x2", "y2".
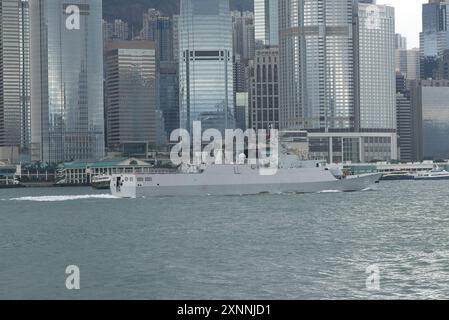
[{"x1": 1, "y1": 181, "x2": 449, "y2": 300}]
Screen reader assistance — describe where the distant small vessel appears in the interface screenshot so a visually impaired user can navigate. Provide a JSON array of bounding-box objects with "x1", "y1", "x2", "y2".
[
  {"x1": 381, "y1": 171, "x2": 415, "y2": 181},
  {"x1": 415, "y1": 166, "x2": 449, "y2": 180},
  {"x1": 91, "y1": 175, "x2": 111, "y2": 189}
]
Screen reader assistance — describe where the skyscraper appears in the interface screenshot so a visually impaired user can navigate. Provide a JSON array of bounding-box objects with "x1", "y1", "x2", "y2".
[
  {"x1": 396, "y1": 73, "x2": 421, "y2": 162},
  {"x1": 113, "y1": 19, "x2": 129, "y2": 40},
  {"x1": 159, "y1": 61, "x2": 179, "y2": 140},
  {"x1": 355, "y1": 3, "x2": 396, "y2": 132},
  {"x1": 0, "y1": 0, "x2": 30, "y2": 161},
  {"x1": 278, "y1": 0, "x2": 398, "y2": 162},
  {"x1": 30, "y1": 0, "x2": 104, "y2": 162},
  {"x1": 279, "y1": 0, "x2": 355, "y2": 131},
  {"x1": 395, "y1": 33, "x2": 407, "y2": 50},
  {"x1": 105, "y1": 41, "x2": 158, "y2": 153},
  {"x1": 179, "y1": 0, "x2": 234, "y2": 133},
  {"x1": 420, "y1": 0, "x2": 449, "y2": 79},
  {"x1": 254, "y1": 0, "x2": 279, "y2": 47},
  {"x1": 412, "y1": 79, "x2": 449, "y2": 160},
  {"x1": 102, "y1": 19, "x2": 113, "y2": 44},
  {"x1": 249, "y1": 47, "x2": 279, "y2": 130},
  {"x1": 142, "y1": 9, "x2": 173, "y2": 62},
  {"x1": 396, "y1": 48, "x2": 420, "y2": 81},
  {"x1": 232, "y1": 10, "x2": 255, "y2": 62}
]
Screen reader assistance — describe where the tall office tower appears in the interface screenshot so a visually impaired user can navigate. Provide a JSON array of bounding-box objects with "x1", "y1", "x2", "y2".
[
  {"x1": 395, "y1": 33, "x2": 407, "y2": 50},
  {"x1": 142, "y1": 9, "x2": 160, "y2": 39},
  {"x1": 30, "y1": 0, "x2": 104, "y2": 162},
  {"x1": 411, "y1": 79, "x2": 449, "y2": 160},
  {"x1": 396, "y1": 94, "x2": 413, "y2": 161},
  {"x1": 0, "y1": 0, "x2": 31, "y2": 162},
  {"x1": 232, "y1": 11, "x2": 255, "y2": 62},
  {"x1": 420, "y1": 0, "x2": 449, "y2": 79},
  {"x1": 279, "y1": 0, "x2": 355, "y2": 131},
  {"x1": 142, "y1": 9, "x2": 173, "y2": 62},
  {"x1": 105, "y1": 41, "x2": 158, "y2": 152},
  {"x1": 396, "y1": 73, "x2": 418, "y2": 162},
  {"x1": 179, "y1": 0, "x2": 234, "y2": 133},
  {"x1": 113, "y1": 19, "x2": 129, "y2": 40},
  {"x1": 254, "y1": 0, "x2": 278, "y2": 47},
  {"x1": 355, "y1": 3, "x2": 396, "y2": 132},
  {"x1": 396, "y1": 48, "x2": 421, "y2": 81},
  {"x1": 279, "y1": 0, "x2": 397, "y2": 162},
  {"x1": 249, "y1": 47, "x2": 279, "y2": 130},
  {"x1": 159, "y1": 61, "x2": 179, "y2": 140}
]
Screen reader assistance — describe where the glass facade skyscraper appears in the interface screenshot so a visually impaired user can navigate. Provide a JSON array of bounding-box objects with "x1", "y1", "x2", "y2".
[
  {"x1": 105, "y1": 41, "x2": 158, "y2": 152},
  {"x1": 159, "y1": 61, "x2": 180, "y2": 140},
  {"x1": 412, "y1": 80, "x2": 449, "y2": 160},
  {"x1": 142, "y1": 9, "x2": 173, "y2": 63},
  {"x1": 420, "y1": 0, "x2": 449, "y2": 79},
  {"x1": 279, "y1": 0, "x2": 355, "y2": 131},
  {"x1": 30, "y1": 0, "x2": 104, "y2": 162},
  {"x1": 355, "y1": 3, "x2": 396, "y2": 131},
  {"x1": 254, "y1": 0, "x2": 279, "y2": 47},
  {"x1": 250, "y1": 47, "x2": 280, "y2": 130},
  {"x1": 179, "y1": 0, "x2": 234, "y2": 133},
  {"x1": 0, "y1": 0, "x2": 30, "y2": 153}
]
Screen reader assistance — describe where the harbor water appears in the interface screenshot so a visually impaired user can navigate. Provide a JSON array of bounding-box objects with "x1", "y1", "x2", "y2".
[{"x1": 1, "y1": 181, "x2": 449, "y2": 299}]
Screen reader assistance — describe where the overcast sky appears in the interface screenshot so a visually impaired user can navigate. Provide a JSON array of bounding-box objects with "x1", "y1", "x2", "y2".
[{"x1": 376, "y1": 0, "x2": 427, "y2": 49}]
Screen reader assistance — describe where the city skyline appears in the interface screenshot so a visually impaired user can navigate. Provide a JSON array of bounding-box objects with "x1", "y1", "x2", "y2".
[{"x1": 0, "y1": 0, "x2": 448, "y2": 165}]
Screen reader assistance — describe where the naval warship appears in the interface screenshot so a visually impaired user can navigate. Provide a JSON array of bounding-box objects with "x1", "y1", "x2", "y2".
[{"x1": 109, "y1": 154, "x2": 382, "y2": 198}]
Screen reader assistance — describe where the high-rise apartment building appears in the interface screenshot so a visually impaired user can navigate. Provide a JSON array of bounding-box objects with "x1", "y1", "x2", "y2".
[
  {"x1": 105, "y1": 41, "x2": 159, "y2": 152},
  {"x1": 179, "y1": 0, "x2": 234, "y2": 133},
  {"x1": 30, "y1": 0, "x2": 105, "y2": 162},
  {"x1": 113, "y1": 19, "x2": 129, "y2": 40},
  {"x1": 102, "y1": 19, "x2": 113, "y2": 44},
  {"x1": 254, "y1": 0, "x2": 278, "y2": 47},
  {"x1": 0, "y1": 0, "x2": 30, "y2": 161}
]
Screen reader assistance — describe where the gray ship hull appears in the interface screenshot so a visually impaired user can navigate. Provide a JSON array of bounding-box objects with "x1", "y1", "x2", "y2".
[{"x1": 110, "y1": 165, "x2": 382, "y2": 198}]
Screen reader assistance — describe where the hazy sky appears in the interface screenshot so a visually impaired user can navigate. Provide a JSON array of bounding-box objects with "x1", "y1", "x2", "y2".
[{"x1": 376, "y1": 0, "x2": 427, "y2": 49}]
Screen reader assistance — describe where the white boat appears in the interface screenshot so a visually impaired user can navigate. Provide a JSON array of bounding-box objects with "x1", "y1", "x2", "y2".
[
  {"x1": 415, "y1": 166, "x2": 449, "y2": 180},
  {"x1": 381, "y1": 171, "x2": 415, "y2": 181},
  {"x1": 91, "y1": 175, "x2": 112, "y2": 189},
  {"x1": 110, "y1": 157, "x2": 382, "y2": 198}
]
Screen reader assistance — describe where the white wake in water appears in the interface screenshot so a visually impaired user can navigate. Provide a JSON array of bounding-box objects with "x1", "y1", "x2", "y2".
[
  {"x1": 8, "y1": 194, "x2": 118, "y2": 202},
  {"x1": 317, "y1": 190, "x2": 343, "y2": 194}
]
